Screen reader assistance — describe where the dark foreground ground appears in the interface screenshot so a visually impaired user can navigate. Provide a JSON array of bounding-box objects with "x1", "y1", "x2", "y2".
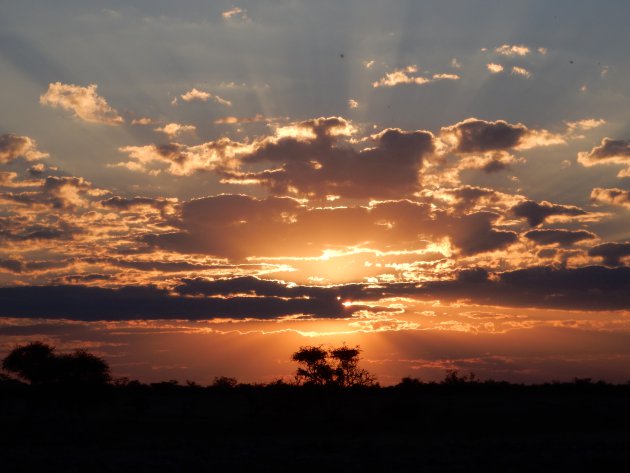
[{"x1": 3, "y1": 380, "x2": 630, "y2": 472}]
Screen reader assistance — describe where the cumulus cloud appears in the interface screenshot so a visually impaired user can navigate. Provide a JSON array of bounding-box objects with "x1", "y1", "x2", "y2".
[
  {"x1": 143, "y1": 194, "x2": 517, "y2": 260},
  {"x1": 117, "y1": 139, "x2": 242, "y2": 176},
  {"x1": 565, "y1": 118, "x2": 606, "y2": 134},
  {"x1": 0, "y1": 134, "x2": 48, "y2": 164},
  {"x1": 155, "y1": 123, "x2": 196, "y2": 138},
  {"x1": 40, "y1": 82, "x2": 124, "y2": 125},
  {"x1": 591, "y1": 187, "x2": 630, "y2": 208},
  {"x1": 588, "y1": 243, "x2": 630, "y2": 267},
  {"x1": 524, "y1": 229, "x2": 596, "y2": 247},
  {"x1": 578, "y1": 138, "x2": 630, "y2": 177},
  {"x1": 348, "y1": 99, "x2": 359, "y2": 109},
  {"x1": 511, "y1": 200, "x2": 587, "y2": 227},
  {"x1": 131, "y1": 117, "x2": 155, "y2": 126},
  {"x1": 0, "y1": 282, "x2": 354, "y2": 321},
  {"x1": 441, "y1": 118, "x2": 564, "y2": 154},
  {"x1": 487, "y1": 63, "x2": 504, "y2": 73},
  {"x1": 495, "y1": 44, "x2": 530, "y2": 56},
  {"x1": 180, "y1": 88, "x2": 232, "y2": 107},
  {"x1": 223, "y1": 117, "x2": 435, "y2": 198},
  {"x1": 0, "y1": 176, "x2": 95, "y2": 209},
  {"x1": 511, "y1": 66, "x2": 531, "y2": 78},
  {"x1": 355, "y1": 266, "x2": 630, "y2": 311},
  {"x1": 372, "y1": 66, "x2": 458, "y2": 88}
]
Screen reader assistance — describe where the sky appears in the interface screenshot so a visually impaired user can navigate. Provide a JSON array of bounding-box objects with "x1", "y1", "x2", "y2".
[{"x1": 1, "y1": 0, "x2": 630, "y2": 385}]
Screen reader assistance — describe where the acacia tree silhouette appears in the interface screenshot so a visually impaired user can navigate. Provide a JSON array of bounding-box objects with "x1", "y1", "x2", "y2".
[
  {"x1": 292, "y1": 345, "x2": 376, "y2": 387},
  {"x1": 2, "y1": 341, "x2": 111, "y2": 386}
]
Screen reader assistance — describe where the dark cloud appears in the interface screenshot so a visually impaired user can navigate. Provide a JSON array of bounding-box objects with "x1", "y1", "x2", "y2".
[
  {"x1": 0, "y1": 133, "x2": 48, "y2": 164},
  {"x1": 578, "y1": 138, "x2": 630, "y2": 177},
  {"x1": 225, "y1": 117, "x2": 436, "y2": 198},
  {"x1": 0, "y1": 176, "x2": 94, "y2": 209},
  {"x1": 591, "y1": 187, "x2": 630, "y2": 207},
  {"x1": 449, "y1": 212, "x2": 517, "y2": 255},
  {"x1": 100, "y1": 196, "x2": 174, "y2": 211},
  {"x1": 524, "y1": 229, "x2": 596, "y2": 247},
  {"x1": 0, "y1": 258, "x2": 72, "y2": 274},
  {"x1": 511, "y1": 200, "x2": 586, "y2": 227},
  {"x1": 442, "y1": 118, "x2": 528, "y2": 153},
  {"x1": 440, "y1": 118, "x2": 561, "y2": 154},
  {"x1": 0, "y1": 283, "x2": 355, "y2": 321},
  {"x1": 355, "y1": 266, "x2": 630, "y2": 311},
  {"x1": 144, "y1": 194, "x2": 518, "y2": 260},
  {"x1": 588, "y1": 243, "x2": 630, "y2": 267}
]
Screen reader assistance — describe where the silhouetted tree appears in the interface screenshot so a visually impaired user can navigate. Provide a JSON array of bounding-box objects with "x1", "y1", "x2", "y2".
[
  {"x1": 292, "y1": 344, "x2": 376, "y2": 387},
  {"x1": 2, "y1": 341, "x2": 111, "y2": 386},
  {"x1": 1, "y1": 341, "x2": 57, "y2": 385}
]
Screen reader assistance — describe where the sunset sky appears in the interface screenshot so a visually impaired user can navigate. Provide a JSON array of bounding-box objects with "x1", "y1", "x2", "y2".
[{"x1": 1, "y1": 0, "x2": 630, "y2": 385}]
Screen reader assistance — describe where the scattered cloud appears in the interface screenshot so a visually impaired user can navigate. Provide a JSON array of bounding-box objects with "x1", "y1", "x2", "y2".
[
  {"x1": 222, "y1": 7, "x2": 249, "y2": 22},
  {"x1": 524, "y1": 229, "x2": 596, "y2": 247},
  {"x1": 155, "y1": 123, "x2": 197, "y2": 138},
  {"x1": 578, "y1": 138, "x2": 630, "y2": 177},
  {"x1": 40, "y1": 82, "x2": 124, "y2": 125},
  {"x1": 590, "y1": 187, "x2": 630, "y2": 208},
  {"x1": 0, "y1": 134, "x2": 48, "y2": 164},
  {"x1": 511, "y1": 66, "x2": 531, "y2": 78},
  {"x1": 348, "y1": 99, "x2": 359, "y2": 109},
  {"x1": 588, "y1": 243, "x2": 630, "y2": 267},
  {"x1": 180, "y1": 88, "x2": 232, "y2": 107},
  {"x1": 511, "y1": 200, "x2": 587, "y2": 227},
  {"x1": 487, "y1": 63, "x2": 504, "y2": 73},
  {"x1": 495, "y1": 44, "x2": 530, "y2": 56}
]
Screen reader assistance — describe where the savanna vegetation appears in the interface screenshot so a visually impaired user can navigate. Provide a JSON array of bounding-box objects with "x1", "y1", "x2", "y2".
[{"x1": 3, "y1": 341, "x2": 630, "y2": 472}]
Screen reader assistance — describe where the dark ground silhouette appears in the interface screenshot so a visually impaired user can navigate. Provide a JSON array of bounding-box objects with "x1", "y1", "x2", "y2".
[{"x1": 3, "y1": 343, "x2": 630, "y2": 472}]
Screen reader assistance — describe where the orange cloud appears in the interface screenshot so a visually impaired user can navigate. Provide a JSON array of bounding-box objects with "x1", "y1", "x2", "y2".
[
  {"x1": 40, "y1": 82, "x2": 124, "y2": 125},
  {"x1": 0, "y1": 134, "x2": 48, "y2": 164},
  {"x1": 578, "y1": 138, "x2": 630, "y2": 177}
]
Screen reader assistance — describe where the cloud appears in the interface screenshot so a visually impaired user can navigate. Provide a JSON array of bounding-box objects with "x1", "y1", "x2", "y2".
[
  {"x1": 180, "y1": 88, "x2": 232, "y2": 107},
  {"x1": 348, "y1": 99, "x2": 359, "y2": 109},
  {"x1": 0, "y1": 134, "x2": 48, "y2": 164},
  {"x1": 511, "y1": 66, "x2": 531, "y2": 78},
  {"x1": 40, "y1": 82, "x2": 123, "y2": 125},
  {"x1": 578, "y1": 138, "x2": 630, "y2": 177},
  {"x1": 0, "y1": 258, "x2": 72, "y2": 274},
  {"x1": 0, "y1": 282, "x2": 354, "y2": 321},
  {"x1": 100, "y1": 196, "x2": 176, "y2": 213},
  {"x1": 511, "y1": 200, "x2": 587, "y2": 227},
  {"x1": 487, "y1": 63, "x2": 504, "y2": 73},
  {"x1": 372, "y1": 66, "x2": 458, "y2": 88},
  {"x1": 155, "y1": 123, "x2": 196, "y2": 138},
  {"x1": 588, "y1": 243, "x2": 630, "y2": 267},
  {"x1": 441, "y1": 118, "x2": 564, "y2": 154},
  {"x1": 223, "y1": 117, "x2": 435, "y2": 198},
  {"x1": 358, "y1": 266, "x2": 630, "y2": 311},
  {"x1": 131, "y1": 117, "x2": 155, "y2": 126},
  {"x1": 214, "y1": 114, "x2": 267, "y2": 125},
  {"x1": 222, "y1": 7, "x2": 249, "y2": 22},
  {"x1": 565, "y1": 118, "x2": 606, "y2": 134},
  {"x1": 0, "y1": 176, "x2": 95, "y2": 209},
  {"x1": 372, "y1": 65, "x2": 428, "y2": 87},
  {"x1": 524, "y1": 229, "x2": 596, "y2": 247},
  {"x1": 117, "y1": 139, "x2": 242, "y2": 176},
  {"x1": 495, "y1": 44, "x2": 530, "y2": 56},
  {"x1": 143, "y1": 194, "x2": 517, "y2": 260},
  {"x1": 591, "y1": 187, "x2": 630, "y2": 208}
]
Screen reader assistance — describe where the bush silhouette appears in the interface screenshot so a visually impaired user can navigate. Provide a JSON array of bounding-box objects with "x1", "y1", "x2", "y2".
[
  {"x1": 292, "y1": 344, "x2": 376, "y2": 387},
  {"x1": 2, "y1": 341, "x2": 111, "y2": 386}
]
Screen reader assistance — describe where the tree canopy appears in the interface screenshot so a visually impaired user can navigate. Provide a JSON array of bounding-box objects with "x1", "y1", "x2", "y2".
[
  {"x1": 2, "y1": 341, "x2": 111, "y2": 386},
  {"x1": 291, "y1": 344, "x2": 376, "y2": 387}
]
